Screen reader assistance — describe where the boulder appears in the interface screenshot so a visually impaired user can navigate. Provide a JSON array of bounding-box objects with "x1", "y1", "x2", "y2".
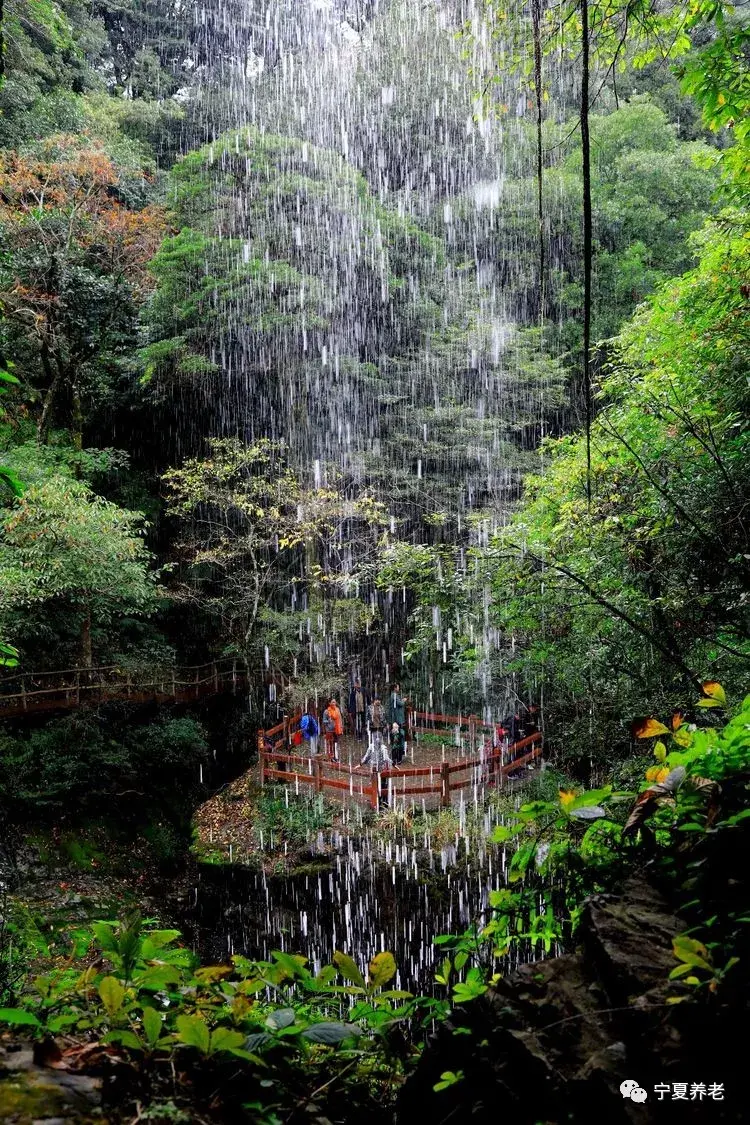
[{"x1": 399, "y1": 878, "x2": 742, "y2": 1123}]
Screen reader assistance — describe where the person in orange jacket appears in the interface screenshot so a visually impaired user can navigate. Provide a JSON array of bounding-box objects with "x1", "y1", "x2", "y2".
[{"x1": 322, "y1": 697, "x2": 343, "y2": 761}]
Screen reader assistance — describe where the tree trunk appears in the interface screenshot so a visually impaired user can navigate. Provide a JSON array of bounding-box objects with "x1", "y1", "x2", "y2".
[
  {"x1": 531, "y1": 0, "x2": 545, "y2": 318},
  {"x1": 581, "y1": 0, "x2": 593, "y2": 507},
  {"x1": 71, "y1": 378, "x2": 83, "y2": 452},
  {"x1": 80, "y1": 606, "x2": 93, "y2": 668}
]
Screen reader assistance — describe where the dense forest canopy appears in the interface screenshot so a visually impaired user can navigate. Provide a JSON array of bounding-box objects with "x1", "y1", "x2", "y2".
[{"x1": 0, "y1": 0, "x2": 749, "y2": 1121}]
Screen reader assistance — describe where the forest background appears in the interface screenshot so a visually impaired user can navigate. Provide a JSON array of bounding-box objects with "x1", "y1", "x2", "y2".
[{"x1": 0, "y1": 0, "x2": 749, "y2": 1121}]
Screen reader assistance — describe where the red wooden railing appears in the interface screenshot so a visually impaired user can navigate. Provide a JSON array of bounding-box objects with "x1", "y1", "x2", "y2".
[
  {"x1": 258, "y1": 708, "x2": 542, "y2": 809},
  {"x1": 0, "y1": 659, "x2": 250, "y2": 718}
]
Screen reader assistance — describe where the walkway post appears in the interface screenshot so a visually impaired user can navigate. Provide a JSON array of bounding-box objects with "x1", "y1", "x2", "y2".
[
  {"x1": 258, "y1": 731, "x2": 266, "y2": 787},
  {"x1": 440, "y1": 761, "x2": 450, "y2": 808},
  {"x1": 314, "y1": 757, "x2": 323, "y2": 794}
]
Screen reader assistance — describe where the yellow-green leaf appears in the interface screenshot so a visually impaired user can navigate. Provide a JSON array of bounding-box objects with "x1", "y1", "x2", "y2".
[
  {"x1": 333, "y1": 951, "x2": 365, "y2": 989},
  {"x1": 175, "y1": 1014, "x2": 211, "y2": 1054},
  {"x1": 98, "y1": 976, "x2": 125, "y2": 1017},
  {"x1": 368, "y1": 951, "x2": 396, "y2": 990},
  {"x1": 142, "y1": 1006, "x2": 163, "y2": 1048},
  {"x1": 701, "y1": 681, "x2": 726, "y2": 705}
]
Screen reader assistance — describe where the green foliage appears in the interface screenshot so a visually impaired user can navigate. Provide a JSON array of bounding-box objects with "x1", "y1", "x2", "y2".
[
  {"x1": 0, "y1": 712, "x2": 208, "y2": 818},
  {"x1": 162, "y1": 438, "x2": 385, "y2": 670},
  {"x1": 0, "y1": 913, "x2": 433, "y2": 1122},
  {"x1": 142, "y1": 128, "x2": 443, "y2": 391},
  {"x1": 485, "y1": 212, "x2": 750, "y2": 765},
  {"x1": 253, "y1": 788, "x2": 333, "y2": 851},
  {"x1": 434, "y1": 694, "x2": 750, "y2": 1016},
  {"x1": 0, "y1": 475, "x2": 157, "y2": 662},
  {"x1": 678, "y1": 19, "x2": 750, "y2": 204}
]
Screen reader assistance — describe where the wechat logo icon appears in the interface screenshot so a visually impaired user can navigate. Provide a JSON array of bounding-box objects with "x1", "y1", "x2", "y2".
[{"x1": 621, "y1": 1080, "x2": 648, "y2": 1103}]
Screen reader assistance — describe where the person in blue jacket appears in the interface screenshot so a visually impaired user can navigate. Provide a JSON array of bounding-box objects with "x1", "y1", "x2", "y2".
[{"x1": 300, "y1": 708, "x2": 320, "y2": 755}]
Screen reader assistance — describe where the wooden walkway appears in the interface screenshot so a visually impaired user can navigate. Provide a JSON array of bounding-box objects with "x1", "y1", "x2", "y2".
[
  {"x1": 259, "y1": 710, "x2": 543, "y2": 810},
  {"x1": 0, "y1": 659, "x2": 250, "y2": 718}
]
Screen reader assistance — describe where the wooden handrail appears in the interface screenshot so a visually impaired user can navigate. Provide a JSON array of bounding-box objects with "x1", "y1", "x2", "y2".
[
  {"x1": 0, "y1": 656, "x2": 245, "y2": 688},
  {"x1": 259, "y1": 730, "x2": 543, "y2": 808},
  {"x1": 0, "y1": 659, "x2": 252, "y2": 718},
  {"x1": 410, "y1": 709, "x2": 495, "y2": 730}
]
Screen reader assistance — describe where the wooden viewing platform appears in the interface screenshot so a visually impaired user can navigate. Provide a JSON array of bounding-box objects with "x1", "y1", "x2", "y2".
[{"x1": 259, "y1": 710, "x2": 543, "y2": 810}]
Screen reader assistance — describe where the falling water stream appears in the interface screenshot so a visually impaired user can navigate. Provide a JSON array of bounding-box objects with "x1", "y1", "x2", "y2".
[
  {"x1": 168, "y1": 0, "x2": 563, "y2": 984},
  {"x1": 187, "y1": 781, "x2": 554, "y2": 994}
]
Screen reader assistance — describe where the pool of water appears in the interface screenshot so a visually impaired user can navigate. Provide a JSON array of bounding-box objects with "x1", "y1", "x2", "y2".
[{"x1": 187, "y1": 827, "x2": 544, "y2": 994}]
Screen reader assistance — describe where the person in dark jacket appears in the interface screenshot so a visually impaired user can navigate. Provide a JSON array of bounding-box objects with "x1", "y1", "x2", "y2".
[
  {"x1": 386, "y1": 683, "x2": 406, "y2": 731},
  {"x1": 390, "y1": 722, "x2": 407, "y2": 765},
  {"x1": 348, "y1": 681, "x2": 368, "y2": 741}
]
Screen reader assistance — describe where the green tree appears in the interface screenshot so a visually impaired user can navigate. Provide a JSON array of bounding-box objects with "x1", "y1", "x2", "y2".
[
  {"x1": 0, "y1": 475, "x2": 157, "y2": 664},
  {"x1": 163, "y1": 439, "x2": 386, "y2": 672},
  {"x1": 487, "y1": 213, "x2": 750, "y2": 764}
]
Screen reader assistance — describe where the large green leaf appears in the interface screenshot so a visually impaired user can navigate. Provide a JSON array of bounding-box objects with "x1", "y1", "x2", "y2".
[
  {"x1": 569, "y1": 805, "x2": 606, "y2": 819},
  {"x1": 102, "y1": 1029, "x2": 143, "y2": 1051},
  {"x1": 135, "y1": 965, "x2": 182, "y2": 990},
  {"x1": 265, "y1": 1008, "x2": 295, "y2": 1030},
  {"x1": 244, "y1": 1031, "x2": 272, "y2": 1052},
  {"x1": 0, "y1": 467, "x2": 23, "y2": 498},
  {"x1": 301, "y1": 1022, "x2": 362, "y2": 1045},
  {"x1": 175, "y1": 1014, "x2": 211, "y2": 1054},
  {"x1": 333, "y1": 951, "x2": 365, "y2": 988},
  {"x1": 142, "y1": 1007, "x2": 163, "y2": 1048},
  {"x1": 91, "y1": 922, "x2": 119, "y2": 953},
  {"x1": 508, "y1": 840, "x2": 536, "y2": 883},
  {"x1": 210, "y1": 1027, "x2": 247, "y2": 1054},
  {"x1": 98, "y1": 976, "x2": 125, "y2": 1017},
  {"x1": 141, "y1": 929, "x2": 182, "y2": 951},
  {"x1": 271, "y1": 950, "x2": 310, "y2": 980},
  {"x1": 0, "y1": 1008, "x2": 41, "y2": 1027}
]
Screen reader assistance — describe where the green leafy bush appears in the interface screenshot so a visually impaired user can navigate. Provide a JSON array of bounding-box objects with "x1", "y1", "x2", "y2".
[
  {"x1": 0, "y1": 713, "x2": 208, "y2": 820},
  {"x1": 0, "y1": 913, "x2": 440, "y2": 1123},
  {"x1": 253, "y1": 787, "x2": 334, "y2": 851}
]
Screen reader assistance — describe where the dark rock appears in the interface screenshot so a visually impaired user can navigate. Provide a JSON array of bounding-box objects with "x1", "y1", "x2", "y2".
[
  {"x1": 399, "y1": 878, "x2": 743, "y2": 1124},
  {"x1": 0, "y1": 1043, "x2": 102, "y2": 1124}
]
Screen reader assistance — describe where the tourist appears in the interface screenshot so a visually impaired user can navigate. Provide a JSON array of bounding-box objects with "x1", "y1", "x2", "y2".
[
  {"x1": 322, "y1": 697, "x2": 343, "y2": 761},
  {"x1": 508, "y1": 712, "x2": 526, "y2": 748},
  {"x1": 360, "y1": 733, "x2": 391, "y2": 809},
  {"x1": 348, "y1": 679, "x2": 368, "y2": 741},
  {"x1": 390, "y1": 722, "x2": 406, "y2": 765},
  {"x1": 386, "y1": 682, "x2": 406, "y2": 732},
  {"x1": 368, "y1": 694, "x2": 386, "y2": 751},
  {"x1": 360, "y1": 736, "x2": 391, "y2": 772},
  {"x1": 300, "y1": 707, "x2": 320, "y2": 756}
]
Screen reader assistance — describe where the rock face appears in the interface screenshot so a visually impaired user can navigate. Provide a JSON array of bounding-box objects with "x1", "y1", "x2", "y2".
[
  {"x1": 0, "y1": 1045, "x2": 102, "y2": 1124},
  {"x1": 399, "y1": 879, "x2": 743, "y2": 1124}
]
